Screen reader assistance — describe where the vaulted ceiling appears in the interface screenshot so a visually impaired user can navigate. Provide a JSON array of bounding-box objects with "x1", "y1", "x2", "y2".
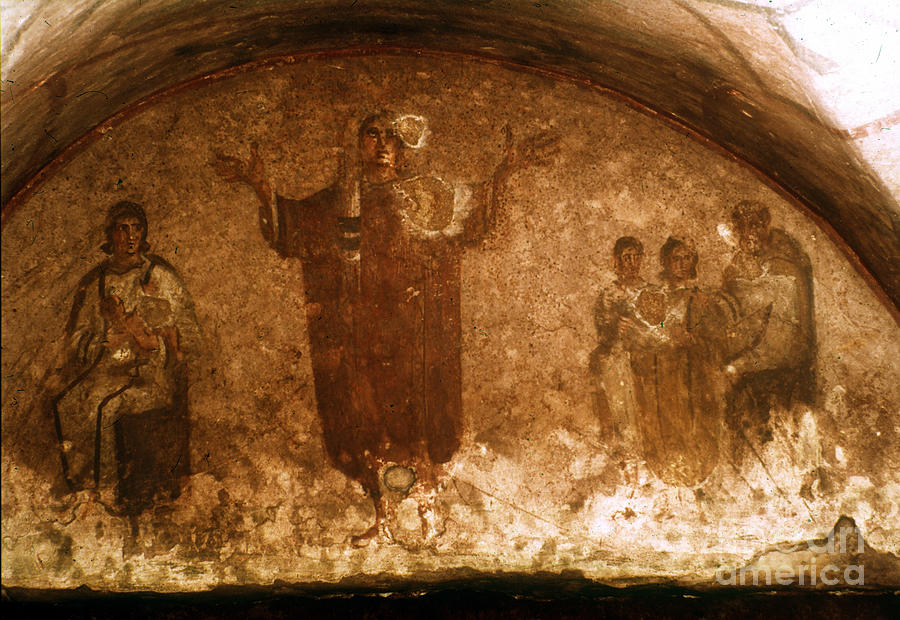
[{"x1": 2, "y1": 0, "x2": 898, "y2": 309}]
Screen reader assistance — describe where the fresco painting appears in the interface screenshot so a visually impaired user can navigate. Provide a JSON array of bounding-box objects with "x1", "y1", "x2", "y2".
[
  {"x1": 50, "y1": 201, "x2": 200, "y2": 533},
  {"x1": 214, "y1": 112, "x2": 557, "y2": 544},
  {"x1": 1, "y1": 55, "x2": 897, "y2": 588},
  {"x1": 589, "y1": 204, "x2": 816, "y2": 489}
]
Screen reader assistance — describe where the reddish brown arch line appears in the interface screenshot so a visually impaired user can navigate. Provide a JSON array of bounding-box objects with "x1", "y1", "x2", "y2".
[{"x1": 2, "y1": 45, "x2": 897, "y2": 324}]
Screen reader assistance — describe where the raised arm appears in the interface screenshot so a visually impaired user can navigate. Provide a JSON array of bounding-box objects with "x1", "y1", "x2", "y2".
[
  {"x1": 462, "y1": 125, "x2": 561, "y2": 243},
  {"x1": 213, "y1": 142, "x2": 277, "y2": 245}
]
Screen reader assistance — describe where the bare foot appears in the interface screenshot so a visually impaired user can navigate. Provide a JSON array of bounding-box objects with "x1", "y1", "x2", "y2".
[{"x1": 350, "y1": 523, "x2": 379, "y2": 547}]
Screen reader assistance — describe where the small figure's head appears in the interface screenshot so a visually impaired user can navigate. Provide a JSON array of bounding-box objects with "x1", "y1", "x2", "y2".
[
  {"x1": 612, "y1": 236, "x2": 644, "y2": 284},
  {"x1": 102, "y1": 200, "x2": 149, "y2": 262},
  {"x1": 731, "y1": 200, "x2": 771, "y2": 254},
  {"x1": 660, "y1": 236, "x2": 698, "y2": 285},
  {"x1": 358, "y1": 112, "x2": 403, "y2": 178}
]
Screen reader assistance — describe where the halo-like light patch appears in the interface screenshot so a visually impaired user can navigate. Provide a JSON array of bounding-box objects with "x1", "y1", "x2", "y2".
[
  {"x1": 394, "y1": 114, "x2": 428, "y2": 149},
  {"x1": 717, "y1": 222, "x2": 736, "y2": 246}
]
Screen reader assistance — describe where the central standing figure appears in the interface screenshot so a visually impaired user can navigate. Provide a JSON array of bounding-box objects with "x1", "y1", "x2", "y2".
[{"x1": 216, "y1": 111, "x2": 555, "y2": 543}]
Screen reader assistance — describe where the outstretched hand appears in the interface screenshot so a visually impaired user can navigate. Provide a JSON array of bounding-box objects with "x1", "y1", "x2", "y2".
[
  {"x1": 617, "y1": 316, "x2": 640, "y2": 338},
  {"x1": 484, "y1": 125, "x2": 560, "y2": 235},
  {"x1": 500, "y1": 125, "x2": 561, "y2": 174},
  {"x1": 213, "y1": 142, "x2": 272, "y2": 208},
  {"x1": 213, "y1": 142, "x2": 265, "y2": 188}
]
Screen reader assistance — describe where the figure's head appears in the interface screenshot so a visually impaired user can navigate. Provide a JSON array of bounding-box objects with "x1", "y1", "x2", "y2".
[
  {"x1": 102, "y1": 200, "x2": 149, "y2": 261},
  {"x1": 660, "y1": 236, "x2": 698, "y2": 284},
  {"x1": 731, "y1": 200, "x2": 771, "y2": 254},
  {"x1": 612, "y1": 236, "x2": 644, "y2": 283},
  {"x1": 358, "y1": 112, "x2": 403, "y2": 177}
]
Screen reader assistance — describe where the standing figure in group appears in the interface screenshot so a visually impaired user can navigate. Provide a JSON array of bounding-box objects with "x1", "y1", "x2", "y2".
[
  {"x1": 627, "y1": 237, "x2": 736, "y2": 487},
  {"x1": 590, "y1": 236, "x2": 659, "y2": 451},
  {"x1": 215, "y1": 112, "x2": 557, "y2": 544},
  {"x1": 723, "y1": 200, "x2": 816, "y2": 443}
]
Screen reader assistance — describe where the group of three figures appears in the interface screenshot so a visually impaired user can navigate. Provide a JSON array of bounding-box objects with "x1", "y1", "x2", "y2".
[
  {"x1": 591, "y1": 202, "x2": 816, "y2": 487},
  {"x1": 50, "y1": 110, "x2": 558, "y2": 546}
]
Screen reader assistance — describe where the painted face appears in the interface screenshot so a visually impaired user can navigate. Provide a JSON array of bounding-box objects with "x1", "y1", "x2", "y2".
[
  {"x1": 359, "y1": 119, "x2": 401, "y2": 169},
  {"x1": 666, "y1": 244, "x2": 695, "y2": 282},
  {"x1": 737, "y1": 218, "x2": 767, "y2": 254},
  {"x1": 111, "y1": 215, "x2": 144, "y2": 260},
  {"x1": 616, "y1": 246, "x2": 643, "y2": 281}
]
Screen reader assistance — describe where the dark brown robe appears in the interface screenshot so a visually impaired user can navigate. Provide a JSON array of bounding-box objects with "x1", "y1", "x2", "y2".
[{"x1": 267, "y1": 175, "x2": 474, "y2": 489}]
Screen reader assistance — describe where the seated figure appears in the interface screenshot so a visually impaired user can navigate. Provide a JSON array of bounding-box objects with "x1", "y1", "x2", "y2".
[{"x1": 52, "y1": 200, "x2": 201, "y2": 517}]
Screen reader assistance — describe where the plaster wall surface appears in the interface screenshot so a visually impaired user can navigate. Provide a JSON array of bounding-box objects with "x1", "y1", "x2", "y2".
[{"x1": 2, "y1": 55, "x2": 898, "y2": 591}]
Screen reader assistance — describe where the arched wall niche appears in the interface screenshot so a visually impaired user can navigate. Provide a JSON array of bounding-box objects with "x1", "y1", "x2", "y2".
[{"x1": 2, "y1": 52, "x2": 898, "y2": 591}]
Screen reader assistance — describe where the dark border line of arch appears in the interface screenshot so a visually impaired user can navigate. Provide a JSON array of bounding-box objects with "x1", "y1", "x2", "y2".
[{"x1": 1, "y1": 45, "x2": 897, "y2": 325}]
